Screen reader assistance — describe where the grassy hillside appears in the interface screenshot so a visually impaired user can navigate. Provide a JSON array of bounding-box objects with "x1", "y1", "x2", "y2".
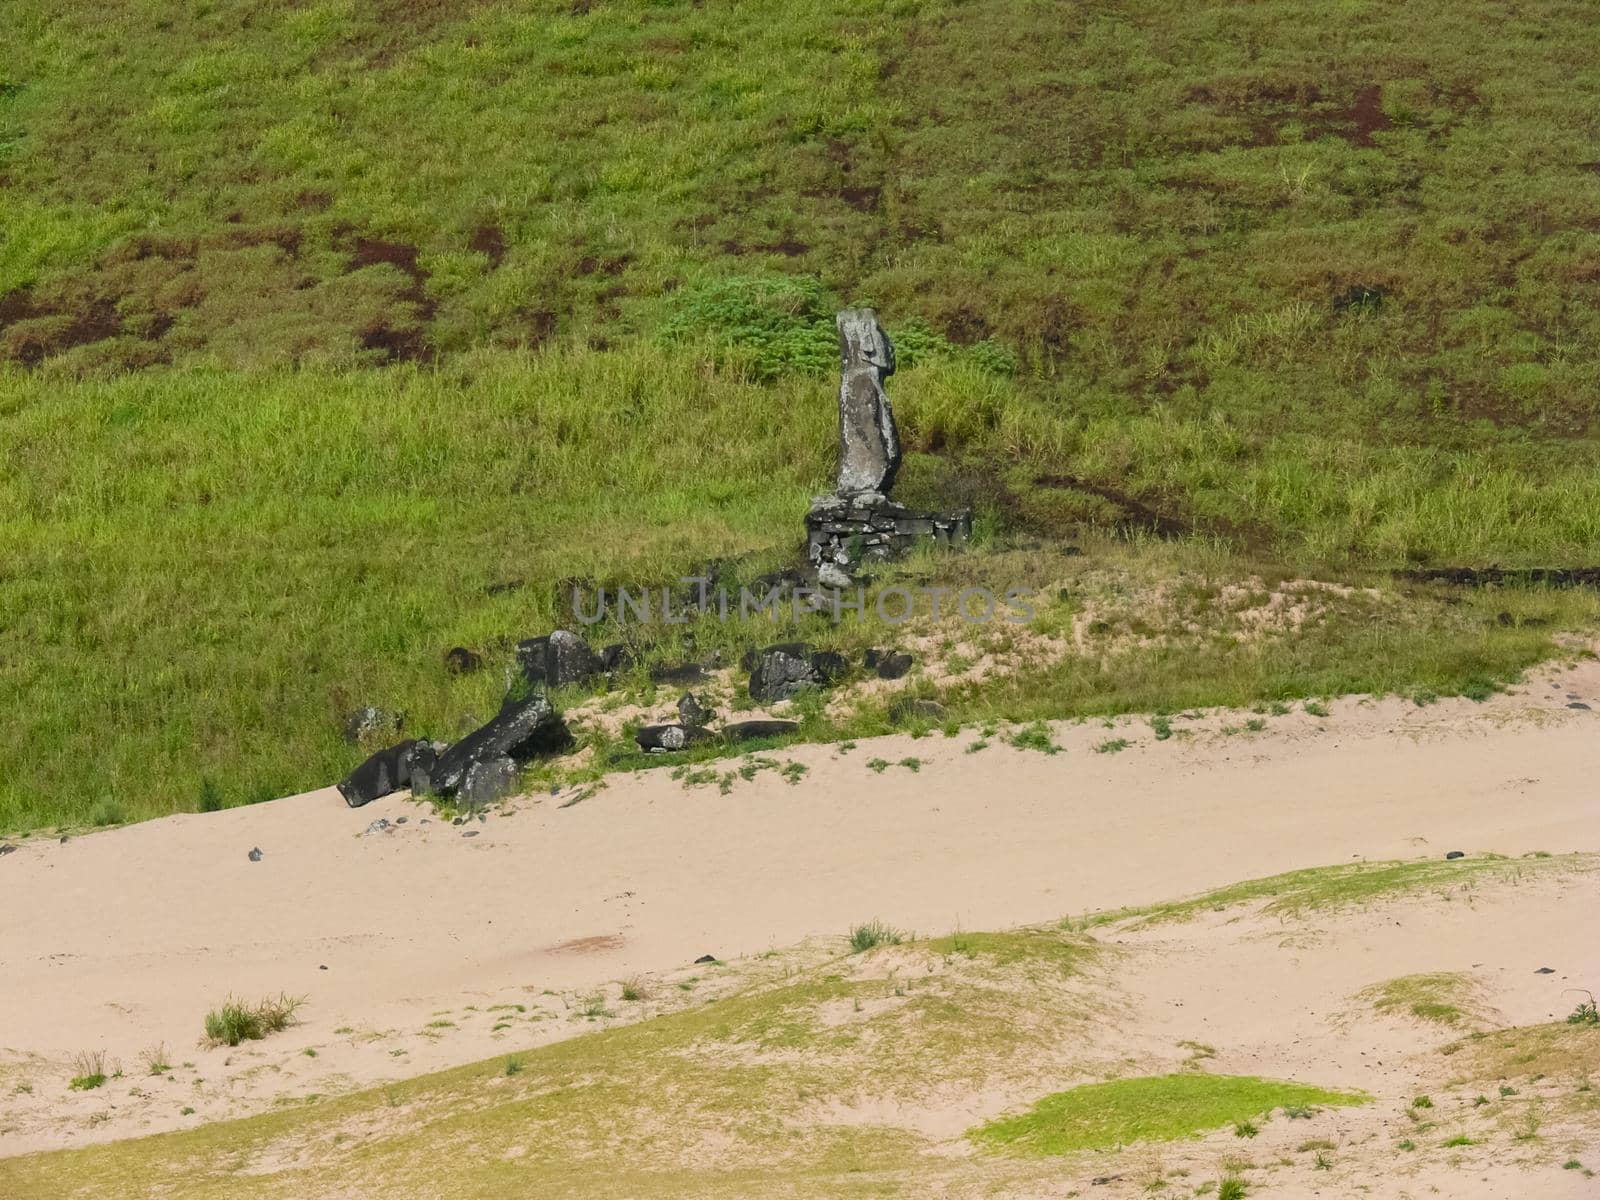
[{"x1": 2, "y1": 0, "x2": 1599, "y2": 828}]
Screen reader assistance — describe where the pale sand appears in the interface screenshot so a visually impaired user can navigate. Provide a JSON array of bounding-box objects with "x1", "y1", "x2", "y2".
[{"x1": 1, "y1": 653, "x2": 1597, "y2": 1161}]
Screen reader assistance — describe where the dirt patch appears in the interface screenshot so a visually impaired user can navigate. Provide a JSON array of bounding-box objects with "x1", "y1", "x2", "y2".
[
  {"x1": 941, "y1": 305, "x2": 992, "y2": 346},
  {"x1": 469, "y1": 223, "x2": 507, "y2": 268},
  {"x1": 345, "y1": 236, "x2": 437, "y2": 362},
  {"x1": 1347, "y1": 84, "x2": 1392, "y2": 148}
]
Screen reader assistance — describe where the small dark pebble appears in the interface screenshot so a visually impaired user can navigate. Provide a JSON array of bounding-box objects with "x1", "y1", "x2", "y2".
[
  {"x1": 694, "y1": 954, "x2": 718, "y2": 964},
  {"x1": 395, "y1": 816, "x2": 408, "y2": 825},
  {"x1": 247, "y1": 847, "x2": 263, "y2": 862},
  {"x1": 1445, "y1": 850, "x2": 1465, "y2": 860},
  {"x1": 0, "y1": 844, "x2": 15, "y2": 857},
  {"x1": 478, "y1": 812, "x2": 487, "y2": 822},
  {"x1": 319, "y1": 964, "x2": 329, "y2": 971},
  {"x1": 1567, "y1": 702, "x2": 1591, "y2": 711},
  {"x1": 550, "y1": 786, "x2": 561, "y2": 795},
  {"x1": 462, "y1": 830, "x2": 480, "y2": 838},
  {"x1": 452, "y1": 816, "x2": 465, "y2": 826},
  {"x1": 1535, "y1": 967, "x2": 1555, "y2": 974}
]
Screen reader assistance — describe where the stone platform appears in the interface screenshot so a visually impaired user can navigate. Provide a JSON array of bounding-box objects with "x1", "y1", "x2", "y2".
[{"x1": 805, "y1": 491, "x2": 972, "y2": 586}]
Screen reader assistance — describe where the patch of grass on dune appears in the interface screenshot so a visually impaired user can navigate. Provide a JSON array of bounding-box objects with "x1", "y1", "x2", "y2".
[
  {"x1": 971, "y1": 1074, "x2": 1368, "y2": 1156},
  {"x1": 1364, "y1": 972, "x2": 1485, "y2": 1027},
  {"x1": 0, "y1": 929, "x2": 1106, "y2": 1199},
  {"x1": 1095, "y1": 852, "x2": 1596, "y2": 927}
]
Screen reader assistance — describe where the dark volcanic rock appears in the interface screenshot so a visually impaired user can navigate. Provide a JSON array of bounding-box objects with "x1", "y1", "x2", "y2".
[
  {"x1": 650, "y1": 661, "x2": 708, "y2": 685},
  {"x1": 636, "y1": 723, "x2": 714, "y2": 752},
  {"x1": 677, "y1": 692, "x2": 714, "y2": 725},
  {"x1": 545, "y1": 629, "x2": 603, "y2": 686},
  {"x1": 337, "y1": 739, "x2": 418, "y2": 808},
  {"x1": 461, "y1": 755, "x2": 520, "y2": 807},
  {"x1": 868, "y1": 650, "x2": 913, "y2": 680},
  {"x1": 517, "y1": 631, "x2": 604, "y2": 688},
  {"x1": 431, "y1": 695, "x2": 572, "y2": 794},
  {"x1": 248, "y1": 847, "x2": 263, "y2": 862},
  {"x1": 515, "y1": 635, "x2": 549, "y2": 683},
  {"x1": 1445, "y1": 850, "x2": 1465, "y2": 860},
  {"x1": 599, "y1": 642, "x2": 630, "y2": 672},
  {"x1": 749, "y1": 643, "x2": 813, "y2": 702},
  {"x1": 723, "y1": 719, "x2": 801, "y2": 742},
  {"x1": 444, "y1": 646, "x2": 483, "y2": 675}
]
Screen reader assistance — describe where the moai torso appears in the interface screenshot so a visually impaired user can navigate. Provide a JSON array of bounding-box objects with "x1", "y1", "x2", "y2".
[{"x1": 835, "y1": 308, "x2": 901, "y2": 495}]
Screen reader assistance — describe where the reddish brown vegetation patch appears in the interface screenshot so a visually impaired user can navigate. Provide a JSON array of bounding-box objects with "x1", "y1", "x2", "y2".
[
  {"x1": 469, "y1": 223, "x2": 507, "y2": 268},
  {"x1": 1347, "y1": 85, "x2": 1392, "y2": 148},
  {"x1": 345, "y1": 236, "x2": 437, "y2": 362}
]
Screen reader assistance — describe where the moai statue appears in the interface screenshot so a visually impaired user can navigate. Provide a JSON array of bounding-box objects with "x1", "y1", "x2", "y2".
[{"x1": 834, "y1": 308, "x2": 901, "y2": 495}]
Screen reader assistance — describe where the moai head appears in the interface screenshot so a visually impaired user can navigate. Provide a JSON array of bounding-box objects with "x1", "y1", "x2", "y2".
[{"x1": 837, "y1": 308, "x2": 896, "y2": 378}]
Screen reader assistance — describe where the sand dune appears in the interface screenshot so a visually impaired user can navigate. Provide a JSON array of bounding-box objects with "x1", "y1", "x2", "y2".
[{"x1": 1, "y1": 654, "x2": 1597, "y2": 1168}]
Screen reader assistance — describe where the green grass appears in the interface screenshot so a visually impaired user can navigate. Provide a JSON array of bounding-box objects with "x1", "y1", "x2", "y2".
[
  {"x1": 0, "y1": 919, "x2": 1107, "y2": 1198},
  {"x1": 970, "y1": 1073, "x2": 1368, "y2": 1155},
  {"x1": 202, "y1": 994, "x2": 302, "y2": 1048},
  {"x1": 1100, "y1": 852, "x2": 1595, "y2": 927},
  {"x1": 3, "y1": 0, "x2": 1600, "y2": 831},
  {"x1": 847, "y1": 920, "x2": 903, "y2": 952},
  {"x1": 1366, "y1": 972, "x2": 1481, "y2": 1026}
]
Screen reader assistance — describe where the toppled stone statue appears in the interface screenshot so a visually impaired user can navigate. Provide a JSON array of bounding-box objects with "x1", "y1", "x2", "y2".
[{"x1": 806, "y1": 310, "x2": 971, "y2": 584}]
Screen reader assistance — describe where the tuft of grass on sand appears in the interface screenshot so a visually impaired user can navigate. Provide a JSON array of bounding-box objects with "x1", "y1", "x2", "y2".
[
  {"x1": 1100, "y1": 852, "x2": 1595, "y2": 927},
  {"x1": 1364, "y1": 972, "x2": 1483, "y2": 1026},
  {"x1": 848, "y1": 920, "x2": 903, "y2": 952},
  {"x1": 202, "y1": 995, "x2": 303, "y2": 1048},
  {"x1": 971, "y1": 1074, "x2": 1368, "y2": 1155},
  {"x1": 67, "y1": 1050, "x2": 108, "y2": 1091}
]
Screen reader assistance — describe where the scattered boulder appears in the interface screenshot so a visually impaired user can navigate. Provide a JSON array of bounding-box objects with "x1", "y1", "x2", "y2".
[
  {"x1": 247, "y1": 847, "x2": 263, "y2": 862},
  {"x1": 864, "y1": 649, "x2": 913, "y2": 680},
  {"x1": 407, "y1": 741, "x2": 444, "y2": 797},
  {"x1": 364, "y1": 818, "x2": 391, "y2": 836},
  {"x1": 748, "y1": 643, "x2": 845, "y2": 703},
  {"x1": 444, "y1": 646, "x2": 483, "y2": 675},
  {"x1": 462, "y1": 830, "x2": 480, "y2": 838},
  {"x1": 517, "y1": 630, "x2": 605, "y2": 688},
  {"x1": 0, "y1": 843, "x2": 14, "y2": 857},
  {"x1": 694, "y1": 954, "x2": 718, "y2": 964},
  {"x1": 888, "y1": 697, "x2": 947, "y2": 724},
  {"x1": 430, "y1": 694, "x2": 572, "y2": 794},
  {"x1": 723, "y1": 719, "x2": 800, "y2": 742},
  {"x1": 461, "y1": 755, "x2": 520, "y2": 807},
  {"x1": 816, "y1": 561, "x2": 852, "y2": 589},
  {"x1": 342, "y1": 706, "x2": 403, "y2": 746},
  {"x1": 1568, "y1": 702, "x2": 1591, "y2": 711},
  {"x1": 545, "y1": 629, "x2": 604, "y2": 686},
  {"x1": 677, "y1": 692, "x2": 714, "y2": 725},
  {"x1": 1535, "y1": 966, "x2": 1556, "y2": 974},
  {"x1": 1445, "y1": 850, "x2": 1465, "y2": 860},
  {"x1": 599, "y1": 642, "x2": 630, "y2": 672},
  {"x1": 337, "y1": 740, "x2": 419, "y2": 808},
  {"x1": 514, "y1": 635, "x2": 549, "y2": 682},
  {"x1": 636, "y1": 723, "x2": 714, "y2": 752}
]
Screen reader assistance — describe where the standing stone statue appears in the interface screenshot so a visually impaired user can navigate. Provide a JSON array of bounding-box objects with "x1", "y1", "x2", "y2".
[
  {"x1": 835, "y1": 308, "x2": 901, "y2": 495},
  {"x1": 805, "y1": 309, "x2": 970, "y2": 586}
]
